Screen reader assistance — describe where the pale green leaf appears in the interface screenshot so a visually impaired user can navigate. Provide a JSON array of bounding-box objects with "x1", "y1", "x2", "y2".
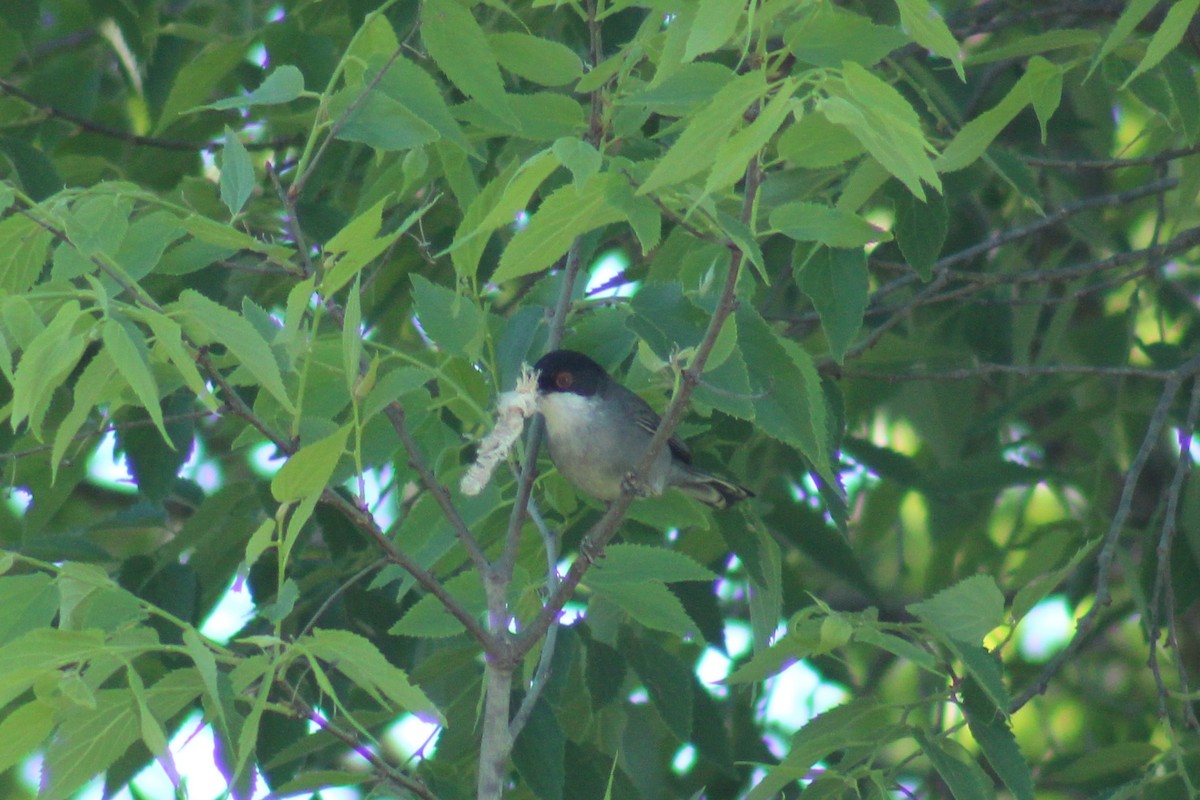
[
  {"x1": 494, "y1": 172, "x2": 628, "y2": 282},
  {"x1": 895, "y1": 0, "x2": 964, "y2": 81},
  {"x1": 490, "y1": 32, "x2": 583, "y2": 86},
  {"x1": 179, "y1": 289, "x2": 294, "y2": 412},
  {"x1": 0, "y1": 213, "x2": 53, "y2": 294},
  {"x1": 410, "y1": 275, "x2": 484, "y2": 358},
  {"x1": 821, "y1": 64, "x2": 940, "y2": 198},
  {"x1": 706, "y1": 84, "x2": 794, "y2": 194},
  {"x1": 1122, "y1": 0, "x2": 1200, "y2": 88},
  {"x1": 0, "y1": 699, "x2": 55, "y2": 773},
  {"x1": 205, "y1": 65, "x2": 305, "y2": 109},
  {"x1": 786, "y1": 7, "x2": 908, "y2": 68},
  {"x1": 771, "y1": 201, "x2": 885, "y2": 247},
  {"x1": 139, "y1": 310, "x2": 221, "y2": 412},
  {"x1": 684, "y1": 0, "x2": 744, "y2": 62},
  {"x1": 776, "y1": 112, "x2": 865, "y2": 168},
  {"x1": 421, "y1": 0, "x2": 515, "y2": 125},
  {"x1": 585, "y1": 544, "x2": 718, "y2": 586},
  {"x1": 271, "y1": 425, "x2": 350, "y2": 503},
  {"x1": 156, "y1": 39, "x2": 248, "y2": 132},
  {"x1": 1086, "y1": 0, "x2": 1158, "y2": 80},
  {"x1": 11, "y1": 301, "x2": 89, "y2": 438},
  {"x1": 909, "y1": 574, "x2": 1006, "y2": 645},
  {"x1": 639, "y1": 72, "x2": 767, "y2": 195},
  {"x1": 102, "y1": 319, "x2": 168, "y2": 442}
]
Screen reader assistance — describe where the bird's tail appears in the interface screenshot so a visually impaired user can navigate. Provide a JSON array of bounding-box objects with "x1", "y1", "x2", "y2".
[{"x1": 676, "y1": 468, "x2": 754, "y2": 509}]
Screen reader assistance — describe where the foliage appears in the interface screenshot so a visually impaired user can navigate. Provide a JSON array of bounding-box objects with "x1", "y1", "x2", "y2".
[{"x1": 1, "y1": 1, "x2": 1199, "y2": 799}]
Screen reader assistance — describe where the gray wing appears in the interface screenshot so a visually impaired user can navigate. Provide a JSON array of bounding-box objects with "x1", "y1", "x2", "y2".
[{"x1": 619, "y1": 386, "x2": 692, "y2": 464}]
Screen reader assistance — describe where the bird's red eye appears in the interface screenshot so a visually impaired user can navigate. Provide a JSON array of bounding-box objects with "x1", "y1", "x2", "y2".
[{"x1": 555, "y1": 372, "x2": 573, "y2": 390}]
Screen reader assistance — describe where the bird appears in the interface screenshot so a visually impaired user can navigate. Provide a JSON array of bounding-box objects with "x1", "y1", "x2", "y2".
[{"x1": 532, "y1": 349, "x2": 753, "y2": 509}]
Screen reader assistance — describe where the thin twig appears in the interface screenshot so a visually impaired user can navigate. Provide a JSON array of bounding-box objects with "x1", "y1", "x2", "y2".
[
  {"x1": 1012, "y1": 352, "x2": 1200, "y2": 711},
  {"x1": 1148, "y1": 376, "x2": 1200, "y2": 729},
  {"x1": 0, "y1": 78, "x2": 298, "y2": 152}
]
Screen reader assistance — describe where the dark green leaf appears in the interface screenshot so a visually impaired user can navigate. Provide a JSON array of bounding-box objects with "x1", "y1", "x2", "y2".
[{"x1": 795, "y1": 245, "x2": 868, "y2": 363}]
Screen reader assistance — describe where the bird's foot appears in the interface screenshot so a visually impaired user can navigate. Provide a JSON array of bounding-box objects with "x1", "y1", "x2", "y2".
[
  {"x1": 580, "y1": 536, "x2": 605, "y2": 564},
  {"x1": 620, "y1": 472, "x2": 650, "y2": 498}
]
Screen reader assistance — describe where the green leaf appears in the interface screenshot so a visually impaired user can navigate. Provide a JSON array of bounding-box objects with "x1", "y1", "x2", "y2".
[
  {"x1": 934, "y1": 61, "x2": 1060, "y2": 173},
  {"x1": 490, "y1": 32, "x2": 583, "y2": 86},
  {"x1": 410, "y1": 275, "x2": 484, "y2": 358},
  {"x1": 183, "y1": 628, "x2": 228, "y2": 737},
  {"x1": 553, "y1": 137, "x2": 602, "y2": 188},
  {"x1": 684, "y1": 0, "x2": 744, "y2": 62},
  {"x1": 449, "y1": 149, "x2": 560, "y2": 278},
  {"x1": 41, "y1": 669, "x2": 203, "y2": 800},
  {"x1": 139, "y1": 310, "x2": 220, "y2": 412},
  {"x1": 179, "y1": 289, "x2": 294, "y2": 412},
  {"x1": 915, "y1": 731, "x2": 992, "y2": 800},
  {"x1": 0, "y1": 211, "x2": 53, "y2": 294},
  {"x1": 1027, "y1": 57, "x2": 1064, "y2": 143},
  {"x1": 945, "y1": 638, "x2": 1010, "y2": 711},
  {"x1": 114, "y1": 210, "x2": 185, "y2": 283},
  {"x1": 795, "y1": 246, "x2": 868, "y2": 364},
  {"x1": 786, "y1": 7, "x2": 908, "y2": 68},
  {"x1": 853, "y1": 627, "x2": 940, "y2": 674},
  {"x1": 332, "y1": 87, "x2": 441, "y2": 152},
  {"x1": 622, "y1": 633, "x2": 693, "y2": 742},
  {"x1": 156, "y1": 38, "x2": 248, "y2": 132},
  {"x1": 390, "y1": 570, "x2": 486, "y2": 638},
  {"x1": 494, "y1": 172, "x2": 628, "y2": 282},
  {"x1": 618, "y1": 62, "x2": 734, "y2": 113},
  {"x1": 893, "y1": 191, "x2": 948, "y2": 280},
  {"x1": 421, "y1": 0, "x2": 515, "y2": 126},
  {"x1": 895, "y1": 0, "x2": 964, "y2": 81},
  {"x1": 590, "y1": 581, "x2": 699, "y2": 639},
  {"x1": 639, "y1": 72, "x2": 767, "y2": 195},
  {"x1": 222, "y1": 125, "x2": 256, "y2": 214},
  {"x1": 821, "y1": 63, "x2": 940, "y2": 199},
  {"x1": 1086, "y1": 0, "x2": 1158, "y2": 80},
  {"x1": 908, "y1": 574, "x2": 1006, "y2": 645},
  {"x1": 705, "y1": 83, "x2": 795, "y2": 194},
  {"x1": 271, "y1": 425, "x2": 349, "y2": 503},
  {"x1": 736, "y1": 305, "x2": 831, "y2": 481},
  {"x1": 322, "y1": 197, "x2": 428, "y2": 295},
  {"x1": 1047, "y1": 742, "x2": 1161, "y2": 784},
  {"x1": 962, "y1": 680, "x2": 1034, "y2": 800},
  {"x1": 1122, "y1": 0, "x2": 1200, "y2": 88},
  {"x1": 342, "y1": 278, "x2": 363, "y2": 393},
  {"x1": 11, "y1": 300, "x2": 89, "y2": 438},
  {"x1": 0, "y1": 628, "x2": 107, "y2": 709},
  {"x1": 0, "y1": 136, "x2": 62, "y2": 200},
  {"x1": 205, "y1": 64, "x2": 305, "y2": 109},
  {"x1": 304, "y1": 628, "x2": 444, "y2": 723},
  {"x1": 771, "y1": 201, "x2": 884, "y2": 248},
  {"x1": 0, "y1": 574, "x2": 58, "y2": 647},
  {"x1": 103, "y1": 319, "x2": 168, "y2": 442},
  {"x1": 586, "y1": 544, "x2": 718, "y2": 586},
  {"x1": 746, "y1": 701, "x2": 895, "y2": 800},
  {"x1": 0, "y1": 699, "x2": 55, "y2": 774},
  {"x1": 65, "y1": 192, "x2": 131, "y2": 257}
]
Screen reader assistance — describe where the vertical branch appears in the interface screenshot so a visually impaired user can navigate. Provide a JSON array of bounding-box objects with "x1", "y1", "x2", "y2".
[
  {"x1": 479, "y1": 4, "x2": 608, "y2": 795},
  {"x1": 515, "y1": 156, "x2": 765, "y2": 657},
  {"x1": 1148, "y1": 376, "x2": 1200, "y2": 729}
]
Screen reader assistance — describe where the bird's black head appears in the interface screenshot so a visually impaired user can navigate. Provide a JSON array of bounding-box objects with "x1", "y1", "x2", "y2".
[{"x1": 533, "y1": 350, "x2": 609, "y2": 397}]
